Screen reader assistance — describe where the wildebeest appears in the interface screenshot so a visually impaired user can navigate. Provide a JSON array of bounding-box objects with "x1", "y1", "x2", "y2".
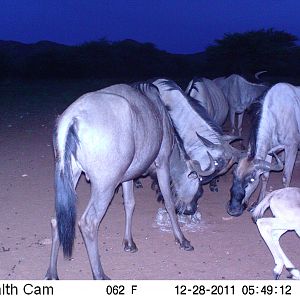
[
  {"x1": 151, "y1": 78, "x2": 241, "y2": 193},
  {"x1": 186, "y1": 77, "x2": 229, "y2": 126},
  {"x1": 45, "y1": 83, "x2": 204, "y2": 279},
  {"x1": 214, "y1": 73, "x2": 268, "y2": 136},
  {"x1": 252, "y1": 187, "x2": 300, "y2": 280},
  {"x1": 227, "y1": 83, "x2": 300, "y2": 217}
]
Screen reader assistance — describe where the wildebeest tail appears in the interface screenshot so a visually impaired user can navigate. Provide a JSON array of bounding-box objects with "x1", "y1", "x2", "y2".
[
  {"x1": 54, "y1": 119, "x2": 79, "y2": 258},
  {"x1": 251, "y1": 192, "x2": 273, "y2": 222}
]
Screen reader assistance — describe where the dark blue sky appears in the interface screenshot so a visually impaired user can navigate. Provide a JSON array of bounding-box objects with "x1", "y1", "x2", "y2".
[{"x1": 1, "y1": 0, "x2": 300, "y2": 54}]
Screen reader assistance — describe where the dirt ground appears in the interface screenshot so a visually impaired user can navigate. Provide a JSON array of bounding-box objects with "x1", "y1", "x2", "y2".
[{"x1": 1, "y1": 80, "x2": 300, "y2": 280}]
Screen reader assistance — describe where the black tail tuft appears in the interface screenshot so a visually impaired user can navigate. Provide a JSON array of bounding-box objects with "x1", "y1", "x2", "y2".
[{"x1": 54, "y1": 121, "x2": 79, "y2": 258}]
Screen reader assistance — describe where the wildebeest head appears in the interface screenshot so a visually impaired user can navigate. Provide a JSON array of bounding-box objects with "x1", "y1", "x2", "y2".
[
  {"x1": 171, "y1": 144, "x2": 219, "y2": 215},
  {"x1": 150, "y1": 140, "x2": 206, "y2": 216},
  {"x1": 227, "y1": 152, "x2": 283, "y2": 216},
  {"x1": 171, "y1": 172, "x2": 203, "y2": 215},
  {"x1": 153, "y1": 175, "x2": 202, "y2": 216}
]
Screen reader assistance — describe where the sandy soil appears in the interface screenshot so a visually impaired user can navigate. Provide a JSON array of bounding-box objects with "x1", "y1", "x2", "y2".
[{"x1": 1, "y1": 80, "x2": 300, "y2": 280}]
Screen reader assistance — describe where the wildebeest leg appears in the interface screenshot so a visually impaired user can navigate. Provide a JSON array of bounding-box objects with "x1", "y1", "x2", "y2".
[
  {"x1": 229, "y1": 109, "x2": 236, "y2": 135},
  {"x1": 237, "y1": 112, "x2": 244, "y2": 137},
  {"x1": 122, "y1": 180, "x2": 138, "y2": 253},
  {"x1": 282, "y1": 146, "x2": 297, "y2": 187},
  {"x1": 237, "y1": 112, "x2": 245, "y2": 149},
  {"x1": 156, "y1": 163, "x2": 194, "y2": 251},
  {"x1": 256, "y1": 218, "x2": 300, "y2": 279},
  {"x1": 44, "y1": 218, "x2": 60, "y2": 279},
  {"x1": 78, "y1": 184, "x2": 114, "y2": 280}
]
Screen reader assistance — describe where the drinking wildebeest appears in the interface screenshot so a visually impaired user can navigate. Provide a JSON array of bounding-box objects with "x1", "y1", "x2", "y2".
[
  {"x1": 44, "y1": 82, "x2": 208, "y2": 279},
  {"x1": 214, "y1": 72, "x2": 268, "y2": 136},
  {"x1": 227, "y1": 83, "x2": 300, "y2": 217},
  {"x1": 132, "y1": 83, "x2": 208, "y2": 215},
  {"x1": 151, "y1": 78, "x2": 241, "y2": 192},
  {"x1": 186, "y1": 77, "x2": 229, "y2": 126},
  {"x1": 252, "y1": 187, "x2": 300, "y2": 280}
]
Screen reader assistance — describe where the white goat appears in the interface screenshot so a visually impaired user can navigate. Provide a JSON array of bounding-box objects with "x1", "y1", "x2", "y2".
[{"x1": 252, "y1": 187, "x2": 300, "y2": 280}]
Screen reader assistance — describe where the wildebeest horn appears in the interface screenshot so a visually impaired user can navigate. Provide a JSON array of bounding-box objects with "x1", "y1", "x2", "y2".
[
  {"x1": 254, "y1": 70, "x2": 267, "y2": 80},
  {"x1": 253, "y1": 152, "x2": 283, "y2": 172},
  {"x1": 189, "y1": 151, "x2": 216, "y2": 177},
  {"x1": 197, "y1": 132, "x2": 244, "y2": 161},
  {"x1": 196, "y1": 132, "x2": 220, "y2": 150},
  {"x1": 268, "y1": 145, "x2": 284, "y2": 154}
]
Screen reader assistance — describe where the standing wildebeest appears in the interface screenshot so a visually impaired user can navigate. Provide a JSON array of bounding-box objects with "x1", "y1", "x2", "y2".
[
  {"x1": 252, "y1": 187, "x2": 300, "y2": 280},
  {"x1": 214, "y1": 73, "x2": 268, "y2": 136},
  {"x1": 151, "y1": 78, "x2": 241, "y2": 193},
  {"x1": 228, "y1": 83, "x2": 300, "y2": 217},
  {"x1": 186, "y1": 77, "x2": 229, "y2": 126},
  {"x1": 45, "y1": 83, "x2": 205, "y2": 280}
]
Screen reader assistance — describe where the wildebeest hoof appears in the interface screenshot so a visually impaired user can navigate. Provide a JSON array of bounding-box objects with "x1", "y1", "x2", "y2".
[
  {"x1": 123, "y1": 240, "x2": 138, "y2": 253},
  {"x1": 251, "y1": 215, "x2": 258, "y2": 224},
  {"x1": 273, "y1": 272, "x2": 281, "y2": 280},
  {"x1": 179, "y1": 239, "x2": 194, "y2": 251},
  {"x1": 102, "y1": 274, "x2": 111, "y2": 280},
  {"x1": 44, "y1": 271, "x2": 59, "y2": 280},
  {"x1": 286, "y1": 268, "x2": 300, "y2": 279},
  {"x1": 247, "y1": 204, "x2": 256, "y2": 213},
  {"x1": 93, "y1": 273, "x2": 111, "y2": 280},
  {"x1": 151, "y1": 181, "x2": 158, "y2": 190},
  {"x1": 134, "y1": 179, "x2": 143, "y2": 189}
]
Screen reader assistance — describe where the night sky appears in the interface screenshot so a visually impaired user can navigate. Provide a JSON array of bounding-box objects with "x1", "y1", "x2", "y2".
[{"x1": 1, "y1": 0, "x2": 300, "y2": 54}]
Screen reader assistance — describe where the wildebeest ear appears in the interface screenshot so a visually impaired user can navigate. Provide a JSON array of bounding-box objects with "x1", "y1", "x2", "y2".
[
  {"x1": 196, "y1": 133, "x2": 216, "y2": 149},
  {"x1": 222, "y1": 135, "x2": 242, "y2": 143}
]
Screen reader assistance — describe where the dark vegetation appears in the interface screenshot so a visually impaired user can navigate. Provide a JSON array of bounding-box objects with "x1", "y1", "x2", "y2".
[
  {"x1": 0, "y1": 38, "x2": 203, "y2": 81},
  {"x1": 205, "y1": 29, "x2": 300, "y2": 82},
  {"x1": 1, "y1": 29, "x2": 299, "y2": 84}
]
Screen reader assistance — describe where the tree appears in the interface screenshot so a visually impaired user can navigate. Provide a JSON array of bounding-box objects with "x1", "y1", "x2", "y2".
[{"x1": 205, "y1": 28, "x2": 298, "y2": 77}]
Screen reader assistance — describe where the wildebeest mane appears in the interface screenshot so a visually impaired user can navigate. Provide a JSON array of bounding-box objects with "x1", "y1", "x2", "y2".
[
  {"x1": 148, "y1": 78, "x2": 182, "y2": 92},
  {"x1": 186, "y1": 94, "x2": 223, "y2": 135},
  {"x1": 248, "y1": 89, "x2": 270, "y2": 159},
  {"x1": 186, "y1": 77, "x2": 203, "y2": 95},
  {"x1": 170, "y1": 117, "x2": 192, "y2": 161},
  {"x1": 131, "y1": 81, "x2": 160, "y2": 96},
  {"x1": 157, "y1": 78, "x2": 223, "y2": 135}
]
